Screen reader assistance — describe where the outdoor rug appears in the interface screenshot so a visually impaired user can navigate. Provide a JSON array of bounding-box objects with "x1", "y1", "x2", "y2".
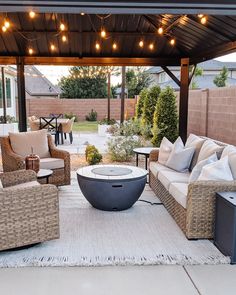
[{"x1": 0, "y1": 178, "x2": 230, "y2": 267}]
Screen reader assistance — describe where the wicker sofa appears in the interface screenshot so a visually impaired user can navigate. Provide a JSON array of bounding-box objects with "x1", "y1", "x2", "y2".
[
  {"x1": 0, "y1": 170, "x2": 59, "y2": 251},
  {"x1": 1, "y1": 131, "x2": 70, "y2": 186},
  {"x1": 149, "y1": 136, "x2": 236, "y2": 240}
]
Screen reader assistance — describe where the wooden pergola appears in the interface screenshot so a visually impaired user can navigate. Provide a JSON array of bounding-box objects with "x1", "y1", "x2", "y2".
[{"x1": 1, "y1": 1, "x2": 236, "y2": 141}]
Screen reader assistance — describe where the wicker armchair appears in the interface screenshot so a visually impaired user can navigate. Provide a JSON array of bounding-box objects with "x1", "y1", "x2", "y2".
[
  {"x1": 0, "y1": 134, "x2": 71, "y2": 186},
  {"x1": 0, "y1": 170, "x2": 59, "y2": 251},
  {"x1": 149, "y1": 149, "x2": 236, "y2": 239}
]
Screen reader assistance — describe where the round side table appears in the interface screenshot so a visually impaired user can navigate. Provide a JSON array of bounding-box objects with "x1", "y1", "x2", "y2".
[
  {"x1": 133, "y1": 147, "x2": 159, "y2": 170},
  {"x1": 37, "y1": 169, "x2": 53, "y2": 184}
]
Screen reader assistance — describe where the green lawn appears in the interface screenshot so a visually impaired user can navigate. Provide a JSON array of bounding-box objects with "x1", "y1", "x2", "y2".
[{"x1": 73, "y1": 121, "x2": 98, "y2": 133}]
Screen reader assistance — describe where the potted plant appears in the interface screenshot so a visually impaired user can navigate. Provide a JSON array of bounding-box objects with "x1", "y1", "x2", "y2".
[
  {"x1": 0, "y1": 115, "x2": 18, "y2": 136},
  {"x1": 98, "y1": 118, "x2": 116, "y2": 136}
]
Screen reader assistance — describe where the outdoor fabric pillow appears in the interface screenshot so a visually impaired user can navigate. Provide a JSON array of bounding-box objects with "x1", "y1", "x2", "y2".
[
  {"x1": 185, "y1": 134, "x2": 205, "y2": 171},
  {"x1": 166, "y1": 137, "x2": 195, "y2": 172},
  {"x1": 197, "y1": 139, "x2": 224, "y2": 163},
  {"x1": 189, "y1": 153, "x2": 218, "y2": 183},
  {"x1": 198, "y1": 156, "x2": 233, "y2": 181},
  {"x1": 158, "y1": 137, "x2": 173, "y2": 165},
  {"x1": 228, "y1": 153, "x2": 236, "y2": 179},
  {"x1": 9, "y1": 129, "x2": 50, "y2": 158},
  {"x1": 221, "y1": 145, "x2": 236, "y2": 158}
]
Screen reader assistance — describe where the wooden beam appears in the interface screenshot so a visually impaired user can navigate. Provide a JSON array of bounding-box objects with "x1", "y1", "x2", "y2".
[
  {"x1": 161, "y1": 66, "x2": 181, "y2": 87},
  {"x1": 120, "y1": 66, "x2": 126, "y2": 124},
  {"x1": 1, "y1": 67, "x2": 7, "y2": 123},
  {"x1": 179, "y1": 58, "x2": 190, "y2": 143},
  {"x1": 0, "y1": 56, "x2": 182, "y2": 66},
  {"x1": 16, "y1": 57, "x2": 27, "y2": 132}
]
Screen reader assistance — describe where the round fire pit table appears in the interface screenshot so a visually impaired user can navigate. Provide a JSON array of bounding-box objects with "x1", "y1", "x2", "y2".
[{"x1": 77, "y1": 165, "x2": 147, "y2": 211}]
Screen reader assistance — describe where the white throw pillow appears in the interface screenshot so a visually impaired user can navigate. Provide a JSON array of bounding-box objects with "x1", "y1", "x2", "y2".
[
  {"x1": 198, "y1": 156, "x2": 233, "y2": 181},
  {"x1": 221, "y1": 145, "x2": 236, "y2": 158},
  {"x1": 197, "y1": 140, "x2": 223, "y2": 163},
  {"x1": 228, "y1": 153, "x2": 236, "y2": 179},
  {"x1": 166, "y1": 137, "x2": 195, "y2": 172},
  {"x1": 185, "y1": 134, "x2": 205, "y2": 170},
  {"x1": 9, "y1": 129, "x2": 50, "y2": 158},
  {"x1": 189, "y1": 153, "x2": 218, "y2": 183},
  {"x1": 158, "y1": 137, "x2": 173, "y2": 165}
]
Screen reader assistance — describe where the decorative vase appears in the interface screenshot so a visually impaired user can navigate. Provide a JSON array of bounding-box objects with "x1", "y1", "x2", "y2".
[{"x1": 25, "y1": 147, "x2": 40, "y2": 173}]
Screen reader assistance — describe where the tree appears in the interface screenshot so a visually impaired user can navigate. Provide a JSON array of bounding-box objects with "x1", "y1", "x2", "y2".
[
  {"x1": 213, "y1": 66, "x2": 228, "y2": 87},
  {"x1": 135, "y1": 88, "x2": 148, "y2": 119},
  {"x1": 59, "y1": 66, "x2": 118, "y2": 98},
  {"x1": 141, "y1": 85, "x2": 161, "y2": 127},
  {"x1": 152, "y1": 86, "x2": 178, "y2": 147},
  {"x1": 190, "y1": 66, "x2": 203, "y2": 89}
]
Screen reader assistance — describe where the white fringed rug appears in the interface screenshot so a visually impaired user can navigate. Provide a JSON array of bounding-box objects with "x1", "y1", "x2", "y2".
[{"x1": 0, "y1": 182, "x2": 230, "y2": 267}]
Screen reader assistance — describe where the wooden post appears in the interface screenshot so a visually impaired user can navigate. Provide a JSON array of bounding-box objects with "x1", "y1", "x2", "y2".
[
  {"x1": 16, "y1": 57, "x2": 27, "y2": 132},
  {"x1": 120, "y1": 66, "x2": 126, "y2": 124},
  {"x1": 179, "y1": 58, "x2": 189, "y2": 143},
  {"x1": 1, "y1": 67, "x2": 7, "y2": 123},
  {"x1": 107, "y1": 70, "x2": 111, "y2": 121}
]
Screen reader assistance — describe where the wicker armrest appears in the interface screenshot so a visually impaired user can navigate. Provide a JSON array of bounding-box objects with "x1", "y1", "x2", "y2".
[
  {"x1": 189, "y1": 180, "x2": 236, "y2": 191},
  {"x1": 0, "y1": 170, "x2": 37, "y2": 188},
  {"x1": 3, "y1": 183, "x2": 58, "y2": 196},
  {"x1": 149, "y1": 149, "x2": 159, "y2": 162}
]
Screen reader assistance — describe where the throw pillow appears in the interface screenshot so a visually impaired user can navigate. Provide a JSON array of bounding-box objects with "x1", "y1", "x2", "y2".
[
  {"x1": 221, "y1": 145, "x2": 236, "y2": 158},
  {"x1": 197, "y1": 139, "x2": 224, "y2": 163},
  {"x1": 185, "y1": 134, "x2": 205, "y2": 171},
  {"x1": 9, "y1": 129, "x2": 50, "y2": 158},
  {"x1": 228, "y1": 153, "x2": 236, "y2": 179},
  {"x1": 189, "y1": 153, "x2": 218, "y2": 183},
  {"x1": 166, "y1": 137, "x2": 195, "y2": 172},
  {"x1": 158, "y1": 137, "x2": 173, "y2": 165},
  {"x1": 198, "y1": 156, "x2": 233, "y2": 181}
]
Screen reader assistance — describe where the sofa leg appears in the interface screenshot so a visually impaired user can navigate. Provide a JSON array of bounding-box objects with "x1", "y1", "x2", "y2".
[{"x1": 69, "y1": 132, "x2": 73, "y2": 144}]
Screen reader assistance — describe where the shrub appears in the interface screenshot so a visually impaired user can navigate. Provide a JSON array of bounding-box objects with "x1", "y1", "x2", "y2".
[
  {"x1": 0, "y1": 115, "x2": 16, "y2": 123},
  {"x1": 152, "y1": 86, "x2": 178, "y2": 147},
  {"x1": 107, "y1": 136, "x2": 142, "y2": 162},
  {"x1": 135, "y1": 88, "x2": 148, "y2": 119},
  {"x1": 64, "y1": 112, "x2": 78, "y2": 122},
  {"x1": 99, "y1": 118, "x2": 116, "y2": 125},
  {"x1": 85, "y1": 145, "x2": 102, "y2": 165},
  {"x1": 85, "y1": 109, "x2": 97, "y2": 121},
  {"x1": 141, "y1": 85, "x2": 161, "y2": 127}
]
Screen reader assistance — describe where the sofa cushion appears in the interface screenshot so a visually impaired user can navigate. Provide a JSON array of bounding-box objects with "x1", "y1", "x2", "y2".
[
  {"x1": 189, "y1": 153, "x2": 218, "y2": 183},
  {"x1": 9, "y1": 129, "x2": 50, "y2": 158},
  {"x1": 166, "y1": 137, "x2": 195, "y2": 172},
  {"x1": 197, "y1": 139, "x2": 223, "y2": 163},
  {"x1": 169, "y1": 182, "x2": 188, "y2": 209},
  {"x1": 198, "y1": 156, "x2": 233, "y2": 181},
  {"x1": 158, "y1": 137, "x2": 173, "y2": 165},
  {"x1": 185, "y1": 134, "x2": 205, "y2": 170},
  {"x1": 149, "y1": 162, "x2": 172, "y2": 178},
  {"x1": 4, "y1": 181, "x2": 40, "y2": 191},
  {"x1": 40, "y1": 158, "x2": 64, "y2": 170},
  {"x1": 158, "y1": 170, "x2": 190, "y2": 190},
  {"x1": 221, "y1": 145, "x2": 236, "y2": 158}
]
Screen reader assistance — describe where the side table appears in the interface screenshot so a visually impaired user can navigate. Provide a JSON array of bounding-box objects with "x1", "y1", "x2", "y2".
[
  {"x1": 133, "y1": 147, "x2": 159, "y2": 170},
  {"x1": 37, "y1": 169, "x2": 53, "y2": 184},
  {"x1": 215, "y1": 191, "x2": 236, "y2": 264}
]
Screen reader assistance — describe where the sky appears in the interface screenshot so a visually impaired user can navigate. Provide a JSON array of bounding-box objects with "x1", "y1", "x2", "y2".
[{"x1": 36, "y1": 52, "x2": 236, "y2": 86}]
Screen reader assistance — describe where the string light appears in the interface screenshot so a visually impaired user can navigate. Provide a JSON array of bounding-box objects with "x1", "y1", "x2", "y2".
[
  {"x1": 112, "y1": 42, "x2": 117, "y2": 50},
  {"x1": 149, "y1": 43, "x2": 154, "y2": 50},
  {"x1": 198, "y1": 14, "x2": 204, "y2": 18},
  {"x1": 28, "y1": 48, "x2": 34, "y2": 55},
  {"x1": 2, "y1": 26, "x2": 7, "y2": 32},
  {"x1": 200, "y1": 16, "x2": 207, "y2": 24},
  {"x1": 60, "y1": 23, "x2": 66, "y2": 31},
  {"x1": 29, "y1": 11, "x2": 36, "y2": 19},
  {"x1": 81, "y1": 12, "x2": 85, "y2": 16},
  {"x1": 101, "y1": 29, "x2": 106, "y2": 38},
  {"x1": 50, "y1": 44, "x2": 56, "y2": 51},
  {"x1": 62, "y1": 35, "x2": 67, "y2": 42},
  {"x1": 158, "y1": 27, "x2": 164, "y2": 35},
  {"x1": 139, "y1": 40, "x2": 144, "y2": 48},
  {"x1": 95, "y1": 42, "x2": 100, "y2": 50},
  {"x1": 4, "y1": 20, "x2": 10, "y2": 29},
  {"x1": 170, "y1": 38, "x2": 175, "y2": 46}
]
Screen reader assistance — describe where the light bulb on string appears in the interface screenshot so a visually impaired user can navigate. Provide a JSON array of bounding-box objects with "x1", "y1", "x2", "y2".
[
  {"x1": 29, "y1": 11, "x2": 36, "y2": 19},
  {"x1": 200, "y1": 16, "x2": 207, "y2": 24},
  {"x1": 95, "y1": 42, "x2": 101, "y2": 50},
  {"x1": 2, "y1": 26, "x2": 7, "y2": 32},
  {"x1": 81, "y1": 12, "x2": 85, "y2": 16},
  {"x1": 149, "y1": 43, "x2": 154, "y2": 50},
  {"x1": 62, "y1": 35, "x2": 67, "y2": 42},
  {"x1": 28, "y1": 48, "x2": 34, "y2": 55},
  {"x1": 4, "y1": 20, "x2": 10, "y2": 29},
  {"x1": 101, "y1": 29, "x2": 106, "y2": 38},
  {"x1": 170, "y1": 38, "x2": 175, "y2": 46},
  {"x1": 50, "y1": 44, "x2": 56, "y2": 51},
  {"x1": 60, "y1": 23, "x2": 66, "y2": 31},
  {"x1": 112, "y1": 42, "x2": 117, "y2": 50},
  {"x1": 158, "y1": 27, "x2": 163, "y2": 35},
  {"x1": 139, "y1": 40, "x2": 144, "y2": 48}
]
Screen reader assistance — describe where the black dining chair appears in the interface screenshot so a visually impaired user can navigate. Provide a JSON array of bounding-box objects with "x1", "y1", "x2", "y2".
[{"x1": 39, "y1": 116, "x2": 60, "y2": 145}]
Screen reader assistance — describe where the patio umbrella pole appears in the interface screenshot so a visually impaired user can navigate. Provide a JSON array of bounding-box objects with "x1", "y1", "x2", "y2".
[{"x1": 1, "y1": 67, "x2": 7, "y2": 124}]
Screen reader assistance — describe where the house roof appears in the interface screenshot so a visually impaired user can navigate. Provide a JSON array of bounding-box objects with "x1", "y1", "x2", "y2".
[{"x1": 148, "y1": 60, "x2": 236, "y2": 74}]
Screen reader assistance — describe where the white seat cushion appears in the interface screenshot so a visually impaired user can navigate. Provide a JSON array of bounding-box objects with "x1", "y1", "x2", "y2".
[
  {"x1": 4, "y1": 181, "x2": 40, "y2": 191},
  {"x1": 40, "y1": 158, "x2": 64, "y2": 170},
  {"x1": 9, "y1": 129, "x2": 50, "y2": 158},
  {"x1": 169, "y1": 182, "x2": 188, "y2": 209},
  {"x1": 158, "y1": 170, "x2": 190, "y2": 190},
  {"x1": 149, "y1": 162, "x2": 172, "y2": 178}
]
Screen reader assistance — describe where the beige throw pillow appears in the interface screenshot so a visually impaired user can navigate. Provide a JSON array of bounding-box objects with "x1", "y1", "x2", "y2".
[
  {"x1": 197, "y1": 140, "x2": 223, "y2": 163},
  {"x1": 185, "y1": 134, "x2": 205, "y2": 171},
  {"x1": 9, "y1": 129, "x2": 50, "y2": 158},
  {"x1": 158, "y1": 137, "x2": 173, "y2": 165}
]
